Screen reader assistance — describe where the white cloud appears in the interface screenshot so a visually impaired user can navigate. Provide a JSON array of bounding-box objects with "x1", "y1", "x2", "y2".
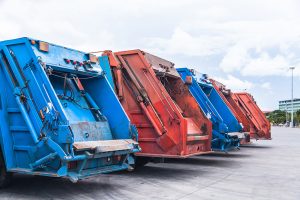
[
  {"x1": 153, "y1": 18, "x2": 300, "y2": 77},
  {"x1": 0, "y1": 0, "x2": 299, "y2": 110},
  {"x1": 261, "y1": 82, "x2": 271, "y2": 90},
  {"x1": 1, "y1": 0, "x2": 300, "y2": 67},
  {"x1": 0, "y1": 0, "x2": 119, "y2": 51},
  {"x1": 216, "y1": 19, "x2": 300, "y2": 77},
  {"x1": 146, "y1": 28, "x2": 229, "y2": 57},
  {"x1": 142, "y1": 1, "x2": 300, "y2": 78},
  {"x1": 213, "y1": 75, "x2": 253, "y2": 91},
  {"x1": 241, "y1": 53, "x2": 291, "y2": 77},
  {"x1": 219, "y1": 43, "x2": 249, "y2": 72}
]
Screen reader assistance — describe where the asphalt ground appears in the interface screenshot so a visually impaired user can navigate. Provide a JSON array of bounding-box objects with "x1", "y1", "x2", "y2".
[{"x1": 0, "y1": 126, "x2": 299, "y2": 200}]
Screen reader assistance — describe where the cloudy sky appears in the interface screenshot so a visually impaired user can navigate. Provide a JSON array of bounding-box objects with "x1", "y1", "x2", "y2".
[{"x1": 0, "y1": 0, "x2": 299, "y2": 110}]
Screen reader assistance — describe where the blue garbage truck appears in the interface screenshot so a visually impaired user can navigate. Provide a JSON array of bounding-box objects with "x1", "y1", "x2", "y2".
[
  {"x1": 177, "y1": 68, "x2": 243, "y2": 152},
  {"x1": 0, "y1": 38, "x2": 140, "y2": 187}
]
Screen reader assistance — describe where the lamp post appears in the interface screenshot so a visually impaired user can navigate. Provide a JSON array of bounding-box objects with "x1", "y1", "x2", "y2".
[
  {"x1": 290, "y1": 67, "x2": 295, "y2": 128},
  {"x1": 286, "y1": 103, "x2": 288, "y2": 126}
]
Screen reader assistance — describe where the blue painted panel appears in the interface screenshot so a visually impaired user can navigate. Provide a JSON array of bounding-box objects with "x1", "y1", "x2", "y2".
[
  {"x1": 49, "y1": 76, "x2": 96, "y2": 123},
  {"x1": 81, "y1": 74, "x2": 136, "y2": 140},
  {"x1": 99, "y1": 56, "x2": 115, "y2": 89},
  {"x1": 0, "y1": 37, "x2": 139, "y2": 181},
  {"x1": 196, "y1": 74, "x2": 243, "y2": 133},
  {"x1": 177, "y1": 68, "x2": 239, "y2": 151}
]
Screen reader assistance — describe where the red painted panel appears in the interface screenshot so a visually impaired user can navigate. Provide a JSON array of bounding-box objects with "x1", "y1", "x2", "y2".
[{"x1": 233, "y1": 92, "x2": 271, "y2": 140}]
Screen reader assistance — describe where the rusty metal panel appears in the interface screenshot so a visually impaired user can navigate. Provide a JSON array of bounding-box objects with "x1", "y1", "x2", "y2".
[
  {"x1": 210, "y1": 78, "x2": 271, "y2": 140},
  {"x1": 70, "y1": 121, "x2": 113, "y2": 141},
  {"x1": 73, "y1": 139, "x2": 137, "y2": 152},
  {"x1": 101, "y1": 50, "x2": 212, "y2": 158},
  {"x1": 143, "y1": 51, "x2": 179, "y2": 78},
  {"x1": 89, "y1": 53, "x2": 98, "y2": 63},
  {"x1": 38, "y1": 41, "x2": 49, "y2": 52},
  {"x1": 0, "y1": 37, "x2": 140, "y2": 183},
  {"x1": 233, "y1": 92, "x2": 271, "y2": 140}
]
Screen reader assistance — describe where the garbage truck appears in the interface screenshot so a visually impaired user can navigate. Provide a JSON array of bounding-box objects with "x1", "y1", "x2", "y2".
[
  {"x1": 99, "y1": 50, "x2": 212, "y2": 165},
  {"x1": 176, "y1": 68, "x2": 244, "y2": 151},
  {"x1": 210, "y1": 79, "x2": 271, "y2": 140},
  {"x1": 195, "y1": 72, "x2": 251, "y2": 144},
  {"x1": 0, "y1": 38, "x2": 140, "y2": 187},
  {"x1": 232, "y1": 92, "x2": 271, "y2": 140}
]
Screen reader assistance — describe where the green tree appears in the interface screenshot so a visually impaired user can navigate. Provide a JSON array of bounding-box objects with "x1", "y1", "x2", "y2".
[
  {"x1": 295, "y1": 110, "x2": 300, "y2": 125},
  {"x1": 267, "y1": 110, "x2": 287, "y2": 125}
]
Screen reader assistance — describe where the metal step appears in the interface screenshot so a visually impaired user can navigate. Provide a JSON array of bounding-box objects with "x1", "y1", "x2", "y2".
[
  {"x1": 228, "y1": 132, "x2": 247, "y2": 139},
  {"x1": 187, "y1": 135, "x2": 209, "y2": 142},
  {"x1": 73, "y1": 139, "x2": 138, "y2": 153}
]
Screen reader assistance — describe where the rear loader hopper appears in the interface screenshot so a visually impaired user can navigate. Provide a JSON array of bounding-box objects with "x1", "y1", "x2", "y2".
[
  {"x1": 210, "y1": 79, "x2": 271, "y2": 140},
  {"x1": 0, "y1": 38, "x2": 140, "y2": 187},
  {"x1": 100, "y1": 50, "x2": 212, "y2": 164},
  {"x1": 177, "y1": 68, "x2": 243, "y2": 151}
]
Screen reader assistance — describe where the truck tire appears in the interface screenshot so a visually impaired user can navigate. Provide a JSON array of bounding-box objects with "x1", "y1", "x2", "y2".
[
  {"x1": 0, "y1": 152, "x2": 12, "y2": 188},
  {"x1": 128, "y1": 156, "x2": 149, "y2": 171}
]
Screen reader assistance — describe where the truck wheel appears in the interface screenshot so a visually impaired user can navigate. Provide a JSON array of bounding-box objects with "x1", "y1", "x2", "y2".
[
  {"x1": 0, "y1": 152, "x2": 12, "y2": 188},
  {"x1": 128, "y1": 157, "x2": 149, "y2": 171}
]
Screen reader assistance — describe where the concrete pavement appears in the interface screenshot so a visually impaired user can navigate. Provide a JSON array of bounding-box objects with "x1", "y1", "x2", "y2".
[{"x1": 0, "y1": 127, "x2": 299, "y2": 200}]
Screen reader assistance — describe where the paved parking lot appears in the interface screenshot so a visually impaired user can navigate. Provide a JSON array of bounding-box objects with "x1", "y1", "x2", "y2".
[{"x1": 1, "y1": 127, "x2": 299, "y2": 200}]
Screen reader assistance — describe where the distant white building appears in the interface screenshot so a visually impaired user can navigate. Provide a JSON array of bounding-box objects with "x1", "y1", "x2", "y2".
[{"x1": 279, "y1": 98, "x2": 300, "y2": 113}]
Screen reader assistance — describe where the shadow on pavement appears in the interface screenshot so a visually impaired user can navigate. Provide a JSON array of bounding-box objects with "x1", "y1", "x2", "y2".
[
  {"x1": 240, "y1": 145, "x2": 272, "y2": 149},
  {"x1": 1, "y1": 174, "x2": 123, "y2": 200},
  {"x1": 164, "y1": 156, "x2": 236, "y2": 167},
  {"x1": 115, "y1": 165, "x2": 200, "y2": 179},
  {"x1": 202, "y1": 152, "x2": 252, "y2": 158}
]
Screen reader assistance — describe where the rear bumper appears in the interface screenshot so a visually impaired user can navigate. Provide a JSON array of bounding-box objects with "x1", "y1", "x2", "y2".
[
  {"x1": 250, "y1": 132, "x2": 272, "y2": 140},
  {"x1": 65, "y1": 139, "x2": 140, "y2": 182},
  {"x1": 73, "y1": 139, "x2": 139, "y2": 152},
  {"x1": 229, "y1": 132, "x2": 251, "y2": 144},
  {"x1": 135, "y1": 150, "x2": 212, "y2": 159},
  {"x1": 67, "y1": 163, "x2": 130, "y2": 182},
  {"x1": 9, "y1": 163, "x2": 131, "y2": 183},
  {"x1": 211, "y1": 141, "x2": 239, "y2": 152},
  {"x1": 211, "y1": 131, "x2": 240, "y2": 152}
]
